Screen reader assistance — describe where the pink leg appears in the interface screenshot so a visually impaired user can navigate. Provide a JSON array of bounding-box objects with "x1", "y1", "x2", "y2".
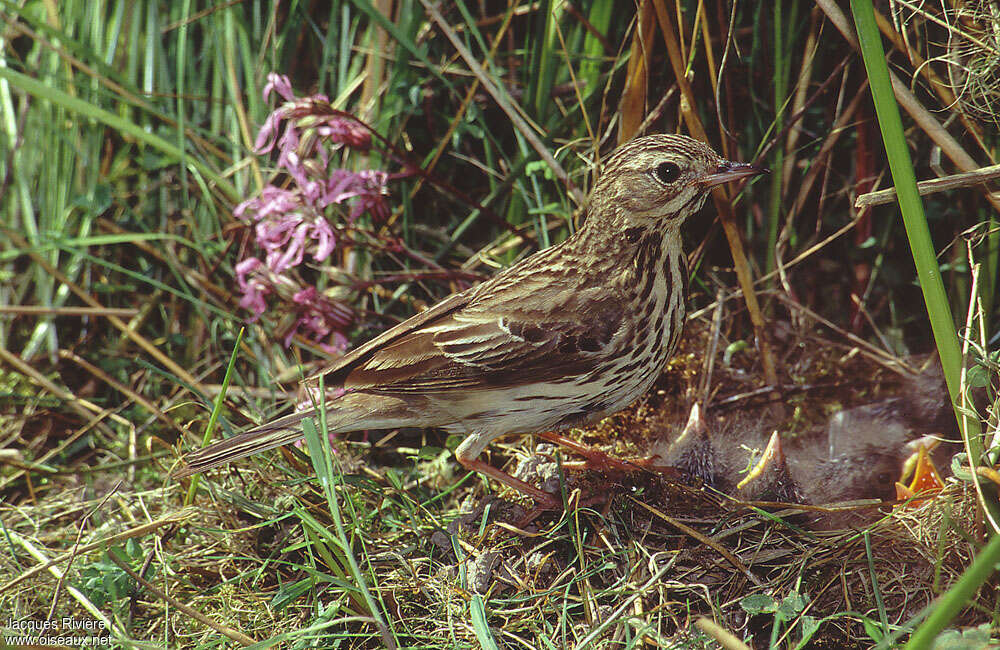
[
  {"x1": 536, "y1": 431, "x2": 656, "y2": 472},
  {"x1": 456, "y1": 455, "x2": 561, "y2": 508}
]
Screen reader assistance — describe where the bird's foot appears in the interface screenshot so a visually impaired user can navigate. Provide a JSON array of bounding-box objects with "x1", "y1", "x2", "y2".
[
  {"x1": 457, "y1": 455, "x2": 561, "y2": 509},
  {"x1": 535, "y1": 431, "x2": 677, "y2": 478}
]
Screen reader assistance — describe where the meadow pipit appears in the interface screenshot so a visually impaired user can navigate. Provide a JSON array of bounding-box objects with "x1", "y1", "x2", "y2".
[{"x1": 176, "y1": 134, "x2": 767, "y2": 505}]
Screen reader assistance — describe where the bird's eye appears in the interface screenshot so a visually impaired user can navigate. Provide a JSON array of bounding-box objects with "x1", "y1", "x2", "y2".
[{"x1": 653, "y1": 161, "x2": 682, "y2": 184}]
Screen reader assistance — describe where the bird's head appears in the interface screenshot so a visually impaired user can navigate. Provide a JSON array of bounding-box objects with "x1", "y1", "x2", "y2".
[{"x1": 591, "y1": 134, "x2": 767, "y2": 229}]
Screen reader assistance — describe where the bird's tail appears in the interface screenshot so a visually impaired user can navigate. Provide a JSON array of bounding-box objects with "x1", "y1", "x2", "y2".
[
  {"x1": 174, "y1": 392, "x2": 425, "y2": 478},
  {"x1": 174, "y1": 409, "x2": 319, "y2": 478}
]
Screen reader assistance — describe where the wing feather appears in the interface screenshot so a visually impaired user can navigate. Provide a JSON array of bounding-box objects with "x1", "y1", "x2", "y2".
[{"x1": 312, "y1": 248, "x2": 629, "y2": 394}]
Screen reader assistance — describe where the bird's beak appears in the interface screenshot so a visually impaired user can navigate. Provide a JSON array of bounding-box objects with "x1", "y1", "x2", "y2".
[{"x1": 694, "y1": 160, "x2": 769, "y2": 188}]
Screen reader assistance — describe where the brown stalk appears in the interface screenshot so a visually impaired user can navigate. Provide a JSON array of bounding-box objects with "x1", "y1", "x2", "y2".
[
  {"x1": 632, "y1": 497, "x2": 765, "y2": 589},
  {"x1": 563, "y1": 1, "x2": 613, "y2": 52},
  {"x1": 107, "y1": 551, "x2": 257, "y2": 646},
  {"x1": 58, "y1": 349, "x2": 191, "y2": 439},
  {"x1": 383, "y1": 0, "x2": 518, "y2": 235},
  {"x1": 359, "y1": 0, "x2": 391, "y2": 124},
  {"x1": 695, "y1": 1, "x2": 720, "y2": 134},
  {"x1": 553, "y1": 11, "x2": 597, "y2": 144},
  {"x1": 618, "y1": 0, "x2": 657, "y2": 142},
  {"x1": 780, "y1": 9, "x2": 820, "y2": 201},
  {"x1": 0, "y1": 305, "x2": 138, "y2": 317},
  {"x1": 0, "y1": 390, "x2": 127, "y2": 493},
  {"x1": 785, "y1": 74, "x2": 866, "y2": 223},
  {"x1": 651, "y1": 0, "x2": 779, "y2": 388},
  {"x1": 0, "y1": 346, "x2": 126, "y2": 434}
]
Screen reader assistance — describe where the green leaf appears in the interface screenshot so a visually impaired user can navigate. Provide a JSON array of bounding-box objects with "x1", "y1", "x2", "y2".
[
  {"x1": 931, "y1": 624, "x2": 995, "y2": 650},
  {"x1": 525, "y1": 159, "x2": 556, "y2": 180},
  {"x1": 417, "y1": 446, "x2": 445, "y2": 460},
  {"x1": 863, "y1": 617, "x2": 885, "y2": 643},
  {"x1": 384, "y1": 466, "x2": 403, "y2": 490},
  {"x1": 271, "y1": 579, "x2": 315, "y2": 610},
  {"x1": 967, "y1": 365, "x2": 991, "y2": 388},
  {"x1": 470, "y1": 595, "x2": 501, "y2": 650},
  {"x1": 776, "y1": 591, "x2": 808, "y2": 621},
  {"x1": 740, "y1": 593, "x2": 779, "y2": 615},
  {"x1": 951, "y1": 453, "x2": 974, "y2": 482},
  {"x1": 723, "y1": 340, "x2": 750, "y2": 365},
  {"x1": 796, "y1": 615, "x2": 821, "y2": 648}
]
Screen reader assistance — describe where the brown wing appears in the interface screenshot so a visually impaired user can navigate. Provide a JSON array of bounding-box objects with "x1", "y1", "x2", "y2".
[
  {"x1": 317, "y1": 256, "x2": 627, "y2": 394},
  {"x1": 311, "y1": 290, "x2": 471, "y2": 385}
]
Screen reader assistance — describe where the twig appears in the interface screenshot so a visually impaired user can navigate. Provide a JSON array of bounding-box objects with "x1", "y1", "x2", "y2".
[
  {"x1": 771, "y1": 292, "x2": 915, "y2": 372},
  {"x1": 713, "y1": 382, "x2": 842, "y2": 408},
  {"x1": 0, "y1": 406, "x2": 130, "y2": 492},
  {"x1": 699, "y1": 286, "x2": 725, "y2": 406},
  {"x1": 10, "y1": 536, "x2": 121, "y2": 638},
  {"x1": 958, "y1": 258, "x2": 1000, "y2": 534},
  {"x1": 631, "y1": 497, "x2": 764, "y2": 588},
  {"x1": 59, "y1": 349, "x2": 191, "y2": 439},
  {"x1": 814, "y1": 0, "x2": 1000, "y2": 214},
  {"x1": 0, "y1": 346, "x2": 126, "y2": 432},
  {"x1": 0, "y1": 306, "x2": 139, "y2": 317},
  {"x1": 572, "y1": 550, "x2": 681, "y2": 648},
  {"x1": 2, "y1": 226, "x2": 208, "y2": 394},
  {"x1": 651, "y1": 0, "x2": 779, "y2": 389},
  {"x1": 855, "y1": 164, "x2": 1000, "y2": 207},
  {"x1": 47, "y1": 481, "x2": 123, "y2": 622}
]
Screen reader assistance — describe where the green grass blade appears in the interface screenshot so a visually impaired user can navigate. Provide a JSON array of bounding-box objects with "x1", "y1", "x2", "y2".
[
  {"x1": 848, "y1": 0, "x2": 992, "y2": 518},
  {"x1": 903, "y1": 532, "x2": 1000, "y2": 649},
  {"x1": 185, "y1": 327, "x2": 244, "y2": 505},
  {"x1": 303, "y1": 381, "x2": 398, "y2": 649},
  {"x1": 851, "y1": 0, "x2": 1000, "y2": 645},
  {"x1": 0, "y1": 66, "x2": 238, "y2": 202},
  {"x1": 470, "y1": 595, "x2": 502, "y2": 650}
]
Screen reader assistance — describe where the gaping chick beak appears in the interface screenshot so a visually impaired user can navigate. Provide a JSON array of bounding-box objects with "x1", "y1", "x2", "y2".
[{"x1": 695, "y1": 160, "x2": 769, "y2": 188}]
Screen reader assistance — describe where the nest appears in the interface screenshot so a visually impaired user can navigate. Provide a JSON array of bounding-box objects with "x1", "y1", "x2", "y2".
[{"x1": 404, "y1": 469, "x2": 991, "y2": 647}]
